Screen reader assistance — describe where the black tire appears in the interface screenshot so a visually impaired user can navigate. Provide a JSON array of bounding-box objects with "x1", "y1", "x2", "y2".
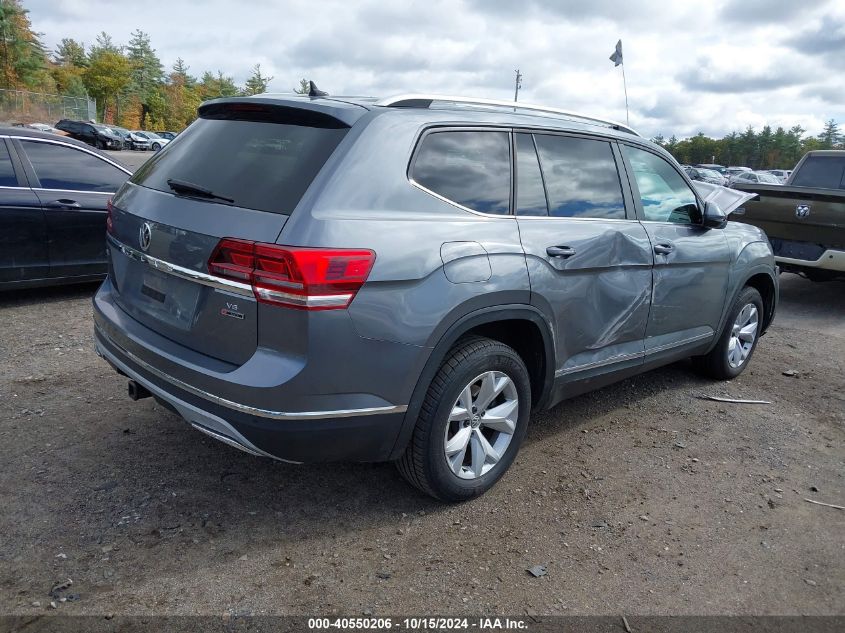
[
  {"x1": 152, "y1": 142, "x2": 161, "y2": 151},
  {"x1": 96, "y1": 139, "x2": 105, "y2": 150},
  {"x1": 396, "y1": 336, "x2": 531, "y2": 502},
  {"x1": 693, "y1": 286, "x2": 764, "y2": 380}
]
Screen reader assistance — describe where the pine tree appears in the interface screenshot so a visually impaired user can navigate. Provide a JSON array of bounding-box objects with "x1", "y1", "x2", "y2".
[
  {"x1": 126, "y1": 30, "x2": 163, "y2": 127},
  {"x1": 817, "y1": 119, "x2": 841, "y2": 149},
  {"x1": 243, "y1": 64, "x2": 272, "y2": 95},
  {"x1": 53, "y1": 38, "x2": 87, "y2": 67},
  {"x1": 293, "y1": 78, "x2": 310, "y2": 94},
  {"x1": 199, "y1": 70, "x2": 239, "y2": 99},
  {"x1": 0, "y1": 0, "x2": 52, "y2": 90},
  {"x1": 88, "y1": 32, "x2": 120, "y2": 60}
]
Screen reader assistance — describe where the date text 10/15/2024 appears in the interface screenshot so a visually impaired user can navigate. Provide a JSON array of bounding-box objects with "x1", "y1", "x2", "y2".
[{"x1": 307, "y1": 617, "x2": 529, "y2": 631}]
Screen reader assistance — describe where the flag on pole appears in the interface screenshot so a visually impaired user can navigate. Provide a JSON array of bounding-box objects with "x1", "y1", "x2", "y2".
[{"x1": 609, "y1": 40, "x2": 623, "y2": 66}]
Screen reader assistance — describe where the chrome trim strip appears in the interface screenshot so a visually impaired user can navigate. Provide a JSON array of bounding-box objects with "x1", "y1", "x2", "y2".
[
  {"x1": 254, "y1": 287, "x2": 352, "y2": 307},
  {"x1": 96, "y1": 339, "x2": 297, "y2": 461},
  {"x1": 409, "y1": 179, "x2": 638, "y2": 224},
  {"x1": 377, "y1": 94, "x2": 640, "y2": 136},
  {"x1": 34, "y1": 187, "x2": 114, "y2": 195},
  {"x1": 9, "y1": 135, "x2": 132, "y2": 174},
  {"x1": 108, "y1": 235, "x2": 254, "y2": 297},
  {"x1": 409, "y1": 178, "x2": 516, "y2": 219},
  {"x1": 96, "y1": 327, "x2": 408, "y2": 421},
  {"x1": 190, "y1": 423, "x2": 265, "y2": 457},
  {"x1": 555, "y1": 332, "x2": 715, "y2": 377},
  {"x1": 555, "y1": 351, "x2": 644, "y2": 377},
  {"x1": 645, "y1": 332, "x2": 713, "y2": 355}
]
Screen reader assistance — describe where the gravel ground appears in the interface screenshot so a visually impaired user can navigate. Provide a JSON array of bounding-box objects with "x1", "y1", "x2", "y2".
[
  {"x1": 0, "y1": 273, "x2": 842, "y2": 616},
  {"x1": 103, "y1": 149, "x2": 152, "y2": 172}
]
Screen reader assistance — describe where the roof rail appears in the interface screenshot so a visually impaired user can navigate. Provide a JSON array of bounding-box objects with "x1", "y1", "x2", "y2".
[{"x1": 375, "y1": 94, "x2": 640, "y2": 136}]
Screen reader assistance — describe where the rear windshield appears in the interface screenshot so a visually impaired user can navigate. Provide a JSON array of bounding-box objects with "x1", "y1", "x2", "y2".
[
  {"x1": 131, "y1": 116, "x2": 348, "y2": 214},
  {"x1": 791, "y1": 155, "x2": 845, "y2": 190}
]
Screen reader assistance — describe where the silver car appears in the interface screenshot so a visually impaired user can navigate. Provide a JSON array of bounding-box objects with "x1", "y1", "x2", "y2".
[{"x1": 94, "y1": 93, "x2": 778, "y2": 500}]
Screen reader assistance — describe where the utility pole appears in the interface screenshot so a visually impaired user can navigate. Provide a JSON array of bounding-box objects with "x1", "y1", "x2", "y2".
[{"x1": 513, "y1": 69, "x2": 522, "y2": 103}]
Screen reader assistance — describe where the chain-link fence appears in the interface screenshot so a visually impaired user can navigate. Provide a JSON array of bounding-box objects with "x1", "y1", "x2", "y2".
[{"x1": 0, "y1": 89, "x2": 96, "y2": 124}]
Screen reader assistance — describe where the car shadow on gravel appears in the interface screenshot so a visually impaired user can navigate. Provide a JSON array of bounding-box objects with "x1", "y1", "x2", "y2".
[
  {"x1": 525, "y1": 359, "x2": 711, "y2": 445},
  {"x1": 76, "y1": 357, "x2": 711, "y2": 546},
  {"x1": 77, "y1": 402, "x2": 449, "y2": 544},
  {"x1": 0, "y1": 281, "x2": 101, "y2": 309}
]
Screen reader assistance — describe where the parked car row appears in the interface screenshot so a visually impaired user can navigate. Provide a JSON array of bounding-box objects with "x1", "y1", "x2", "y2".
[
  {"x1": 729, "y1": 170, "x2": 783, "y2": 186},
  {"x1": 687, "y1": 162, "x2": 792, "y2": 185},
  {"x1": 15, "y1": 119, "x2": 177, "y2": 152},
  {"x1": 682, "y1": 165, "x2": 727, "y2": 185}
]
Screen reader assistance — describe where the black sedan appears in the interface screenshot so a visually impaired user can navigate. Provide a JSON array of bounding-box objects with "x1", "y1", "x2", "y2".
[{"x1": 0, "y1": 127, "x2": 131, "y2": 290}]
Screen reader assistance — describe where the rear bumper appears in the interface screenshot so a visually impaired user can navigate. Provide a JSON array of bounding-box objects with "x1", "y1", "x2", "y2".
[
  {"x1": 775, "y1": 249, "x2": 845, "y2": 273},
  {"x1": 93, "y1": 281, "x2": 412, "y2": 463}
]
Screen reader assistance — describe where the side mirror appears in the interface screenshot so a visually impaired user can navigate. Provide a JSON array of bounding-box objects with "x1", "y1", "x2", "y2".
[{"x1": 703, "y1": 201, "x2": 728, "y2": 229}]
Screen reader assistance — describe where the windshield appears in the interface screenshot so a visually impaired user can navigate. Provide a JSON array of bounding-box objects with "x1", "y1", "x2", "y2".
[
  {"x1": 700, "y1": 169, "x2": 720, "y2": 178},
  {"x1": 142, "y1": 131, "x2": 161, "y2": 139},
  {"x1": 757, "y1": 173, "x2": 781, "y2": 184}
]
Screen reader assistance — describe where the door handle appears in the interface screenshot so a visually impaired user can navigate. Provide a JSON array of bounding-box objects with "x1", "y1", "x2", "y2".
[
  {"x1": 46, "y1": 199, "x2": 81, "y2": 209},
  {"x1": 653, "y1": 243, "x2": 675, "y2": 255},
  {"x1": 546, "y1": 246, "x2": 577, "y2": 258}
]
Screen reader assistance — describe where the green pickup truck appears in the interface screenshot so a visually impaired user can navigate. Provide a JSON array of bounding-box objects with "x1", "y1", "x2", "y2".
[{"x1": 732, "y1": 150, "x2": 845, "y2": 281}]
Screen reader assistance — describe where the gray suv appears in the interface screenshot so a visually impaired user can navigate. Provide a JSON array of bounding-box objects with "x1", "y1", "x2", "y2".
[{"x1": 93, "y1": 93, "x2": 778, "y2": 501}]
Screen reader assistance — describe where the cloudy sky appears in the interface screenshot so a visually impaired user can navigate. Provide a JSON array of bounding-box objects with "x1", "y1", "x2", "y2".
[{"x1": 26, "y1": 0, "x2": 845, "y2": 139}]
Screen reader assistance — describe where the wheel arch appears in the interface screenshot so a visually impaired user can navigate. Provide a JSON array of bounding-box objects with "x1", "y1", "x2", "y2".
[
  {"x1": 708, "y1": 262, "x2": 778, "y2": 355},
  {"x1": 387, "y1": 304, "x2": 555, "y2": 460}
]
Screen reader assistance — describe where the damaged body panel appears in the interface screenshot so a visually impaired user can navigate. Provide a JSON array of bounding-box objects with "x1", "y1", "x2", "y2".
[{"x1": 93, "y1": 92, "x2": 777, "y2": 502}]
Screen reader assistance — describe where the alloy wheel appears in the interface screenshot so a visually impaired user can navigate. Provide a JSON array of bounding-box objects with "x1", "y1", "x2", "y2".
[
  {"x1": 727, "y1": 303, "x2": 758, "y2": 368},
  {"x1": 443, "y1": 371, "x2": 519, "y2": 480}
]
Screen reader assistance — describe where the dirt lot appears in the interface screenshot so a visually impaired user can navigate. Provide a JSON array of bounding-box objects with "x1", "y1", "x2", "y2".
[
  {"x1": 0, "y1": 274, "x2": 842, "y2": 616},
  {"x1": 103, "y1": 149, "x2": 152, "y2": 172}
]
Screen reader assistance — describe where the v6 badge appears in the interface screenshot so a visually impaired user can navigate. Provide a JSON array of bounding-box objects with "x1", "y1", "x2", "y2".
[{"x1": 220, "y1": 302, "x2": 245, "y2": 320}]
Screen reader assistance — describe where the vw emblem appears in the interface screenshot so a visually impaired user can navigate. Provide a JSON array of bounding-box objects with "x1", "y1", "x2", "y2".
[
  {"x1": 795, "y1": 204, "x2": 810, "y2": 218},
  {"x1": 139, "y1": 222, "x2": 153, "y2": 252}
]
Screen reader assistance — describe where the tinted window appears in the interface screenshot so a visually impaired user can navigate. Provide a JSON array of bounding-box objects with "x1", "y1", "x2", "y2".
[
  {"x1": 791, "y1": 155, "x2": 845, "y2": 190},
  {"x1": 534, "y1": 134, "x2": 626, "y2": 219},
  {"x1": 515, "y1": 133, "x2": 548, "y2": 216},
  {"x1": 623, "y1": 145, "x2": 700, "y2": 224},
  {"x1": 132, "y1": 117, "x2": 347, "y2": 215},
  {"x1": 412, "y1": 131, "x2": 510, "y2": 215},
  {"x1": 21, "y1": 140, "x2": 128, "y2": 192},
  {"x1": 0, "y1": 143, "x2": 18, "y2": 186}
]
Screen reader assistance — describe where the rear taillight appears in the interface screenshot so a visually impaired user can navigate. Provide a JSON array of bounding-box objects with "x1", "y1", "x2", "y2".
[
  {"x1": 106, "y1": 199, "x2": 114, "y2": 234},
  {"x1": 208, "y1": 239, "x2": 375, "y2": 310}
]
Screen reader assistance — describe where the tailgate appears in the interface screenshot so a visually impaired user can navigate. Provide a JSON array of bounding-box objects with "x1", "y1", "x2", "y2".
[
  {"x1": 732, "y1": 183, "x2": 845, "y2": 249},
  {"x1": 105, "y1": 101, "x2": 355, "y2": 365}
]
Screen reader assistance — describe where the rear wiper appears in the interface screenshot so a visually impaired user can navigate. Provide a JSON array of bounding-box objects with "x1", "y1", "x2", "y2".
[{"x1": 167, "y1": 178, "x2": 234, "y2": 205}]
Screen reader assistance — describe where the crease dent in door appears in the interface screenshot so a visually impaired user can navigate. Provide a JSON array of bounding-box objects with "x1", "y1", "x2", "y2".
[{"x1": 524, "y1": 223, "x2": 652, "y2": 373}]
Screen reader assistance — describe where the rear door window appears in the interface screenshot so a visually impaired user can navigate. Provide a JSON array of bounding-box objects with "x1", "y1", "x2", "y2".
[
  {"x1": 412, "y1": 130, "x2": 510, "y2": 215},
  {"x1": 791, "y1": 155, "x2": 845, "y2": 190},
  {"x1": 21, "y1": 140, "x2": 128, "y2": 192},
  {"x1": 0, "y1": 143, "x2": 18, "y2": 187},
  {"x1": 131, "y1": 116, "x2": 348, "y2": 214},
  {"x1": 533, "y1": 134, "x2": 626, "y2": 219}
]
